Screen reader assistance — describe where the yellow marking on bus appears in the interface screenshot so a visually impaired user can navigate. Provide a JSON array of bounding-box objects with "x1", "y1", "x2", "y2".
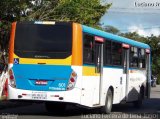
[
  {"x1": 130, "y1": 70, "x2": 138, "y2": 73},
  {"x1": 82, "y1": 66, "x2": 100, "y2": 76},
  {"x1": 13, "y1": 54, "x2": 72, "y2": 65}
]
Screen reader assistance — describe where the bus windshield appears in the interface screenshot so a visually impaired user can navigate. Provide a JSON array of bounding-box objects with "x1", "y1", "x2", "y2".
[{"x1": 14, "y1": 22, "x2": 72, "y2": 59}]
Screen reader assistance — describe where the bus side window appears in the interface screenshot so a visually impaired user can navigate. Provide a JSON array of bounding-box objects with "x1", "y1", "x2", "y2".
[
  {"x1": 111, "y1": 42, "x2": 122, "y2": 66},
  {"x1": 105, "y1": 40, "x2": 112, "y2": 65},
  {"x1": 104, "y1": 41, "x2": 122, "y2": 66},
  {"x1": 139, "y1": 49, "x2": 146, "y2": 68},
  {"x1": 130, "y1": 47, "x2": 138, "y2": 68},
  {"x1": 83, "y1": 33, "x2": 94, "y2": 64}
]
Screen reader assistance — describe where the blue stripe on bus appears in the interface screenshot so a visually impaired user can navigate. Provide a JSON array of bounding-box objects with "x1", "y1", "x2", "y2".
[
  {"x1": 82, "y1": 25, "x2": 150, "y2": 49},
  {"x1": 104, "y1": 66, "x2": 123, "y2": 69},
  {"x1": 12, "y1": 64, "x2": 72, "y2": 91},
  {"x1": 83, "y1": 64, "x2": 146, "y2": 70},
  {"x1": 83, "y1": 64, "x2": 95, "y2": 67},
  {"x1": 83, "y1": 64, "x2": 123, "y2": 69}
]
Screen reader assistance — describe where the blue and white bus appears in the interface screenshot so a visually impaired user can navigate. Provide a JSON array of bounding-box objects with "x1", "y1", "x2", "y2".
[{"x1": 8, "y1": 21, "x2": 151, "y2": 113}]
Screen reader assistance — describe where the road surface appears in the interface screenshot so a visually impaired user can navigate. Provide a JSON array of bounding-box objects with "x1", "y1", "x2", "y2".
[{"x1": 0, "y1": 86, "x2": 160, "y2": 119}]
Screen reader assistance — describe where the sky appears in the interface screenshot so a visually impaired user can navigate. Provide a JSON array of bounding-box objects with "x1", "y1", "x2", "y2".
[{"x1": 100, "y1": 0, "x2": 160, "y2": 37}]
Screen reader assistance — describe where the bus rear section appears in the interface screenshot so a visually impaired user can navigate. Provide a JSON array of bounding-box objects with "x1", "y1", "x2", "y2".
[{"x1": 8, "y1": 22, "x2": 83, "y2": 107}]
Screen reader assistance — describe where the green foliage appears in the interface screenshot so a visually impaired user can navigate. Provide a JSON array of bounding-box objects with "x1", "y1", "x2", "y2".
[
  {"x1": 0, "y1": 20, "x2": 10, "y2": 49},
  {"x1": 0, "y1": 0, "x2": 35, "y2": 49},
  {"x1": 27, "y1": 0, "x2": 111, "y2": 26},
  {"x1": 145, "y1": 35, "x2": 160, "y2": 84},
  {"x1": 0, "y1": 0, "x2": 111, "y2": 50},
  {"x1": 103, "y1": 25, "x2": 120, "y2": 34},
  {"x1": 120, "y1": 32, "x2": 147, "y2": 43},
  {"x1": 0, "y1": 0, "x2": 34, "y2": 21}
]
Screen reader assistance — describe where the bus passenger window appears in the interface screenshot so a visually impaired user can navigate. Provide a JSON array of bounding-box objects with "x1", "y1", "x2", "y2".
[
  {"x1": 83, "y1": 34, "x2": 94, "y2": 64},
  {"x1": 130, "y1": 47, "x2": 138, "y2": 68},
  {"x1": 104, "y1": 41, "x2": 122, "y2": 66},
  {"x1": 111, "y1": 42, "x2": 122, "y2": 66},
  {"x1": 105, "y1": 40, "x2": 112, "y2": 65},
  {"x1": 139, "y1": 49, "x2": 146, "y2": 68}
]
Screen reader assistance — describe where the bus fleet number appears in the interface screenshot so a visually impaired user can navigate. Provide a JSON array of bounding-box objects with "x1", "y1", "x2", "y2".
[{"x1": 58, "y1": 83, "x2": 66, "y2": 88}]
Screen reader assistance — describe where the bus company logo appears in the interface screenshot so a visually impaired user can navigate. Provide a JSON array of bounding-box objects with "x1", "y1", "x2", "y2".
[
  {"x1": 34, "y1": 55, "x2": 50, "y2": 58},
  {"x1": 14, "y1": 58, "x2": 19, "y2": 64}
]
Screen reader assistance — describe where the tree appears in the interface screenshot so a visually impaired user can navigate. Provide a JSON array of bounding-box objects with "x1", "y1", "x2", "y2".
[
  {"x1": 145, "y1": 35, "x2": 160, "y2": 76},
  {"x1": 0, "y1": 0, "x2": 111, "y2": 50},
  {"x1": 0, "y1": 20, "x2": 10, "y2": 50},
  {"x1": 120, "y1": 32, "x2": 147, "y2": 43},
  {"x1": 0, "y1": 0, "x2": 34, "y2": 21},
  {"x1": 103, "y1": 25, "x2": 120, "y2": 34},
  {"x1": 26, "y1": 0, "x2": 111, "y2": 27},
  {"x1": 0, "y1": 0, "x2": 35, "y2": 49}
]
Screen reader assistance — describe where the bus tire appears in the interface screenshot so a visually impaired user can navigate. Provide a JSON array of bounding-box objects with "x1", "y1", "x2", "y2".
[
  {"x1": 101, "y1": 89, "x2": 113, "y2": 114},
  {"x1": 45, "y1": 102, "x2": 66, "y2": 113},
  {"x1": 133, "y1": 87, "x2": 144, "y2": 108}
]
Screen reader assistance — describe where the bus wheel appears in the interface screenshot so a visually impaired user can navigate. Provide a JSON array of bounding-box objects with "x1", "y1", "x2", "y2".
[
  {"x1": 45, "y1": 102, "x2": 66, "y2": 114},
  {"x1": 101, "y1": 89, "x2": 113, "y2": 114},
  {"x1": 133, "y1": 87, "x2": 144, "y2": 108}
]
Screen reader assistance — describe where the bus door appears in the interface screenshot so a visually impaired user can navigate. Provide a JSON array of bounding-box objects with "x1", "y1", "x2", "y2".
[
  {"x1": 93, "y1": 36, "x2": 104, "y2": 105},
  {"x1": 121, "y1": 44, "x2": 130, "y2": 101}
]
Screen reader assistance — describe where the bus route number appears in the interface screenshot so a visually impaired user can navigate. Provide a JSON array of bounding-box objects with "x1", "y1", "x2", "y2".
[{"x1": 58, "y1": 83, "x2": 65, "y2": 88}]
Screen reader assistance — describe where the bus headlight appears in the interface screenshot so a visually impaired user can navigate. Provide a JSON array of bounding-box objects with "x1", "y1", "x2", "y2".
[
  {"x1": 67, "y1": 71, "x2": 77, "y2": 90},
  {"x1": 9, "y1": 69, "x2": 16, "y2": 88}
]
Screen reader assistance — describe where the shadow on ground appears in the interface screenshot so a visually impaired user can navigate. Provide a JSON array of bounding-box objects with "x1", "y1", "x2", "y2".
[{"x1": 0, "y1": 98, "x2": 160, "y2": 118}]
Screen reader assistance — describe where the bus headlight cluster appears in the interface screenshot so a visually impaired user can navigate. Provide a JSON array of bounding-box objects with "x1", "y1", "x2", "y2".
[{"x1": 67, "y1": 71, "x2": 77, "y2": 90}]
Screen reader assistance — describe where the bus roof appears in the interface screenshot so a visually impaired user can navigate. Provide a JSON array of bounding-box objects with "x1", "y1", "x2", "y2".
[{"x1": 82, "y1": 25, "x2": 150, "y2": 49}]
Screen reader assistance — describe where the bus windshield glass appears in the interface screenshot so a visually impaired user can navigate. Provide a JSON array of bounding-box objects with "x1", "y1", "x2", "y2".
[{"x1": 14, "y1": 22, "x2": 72, "y2": 59}]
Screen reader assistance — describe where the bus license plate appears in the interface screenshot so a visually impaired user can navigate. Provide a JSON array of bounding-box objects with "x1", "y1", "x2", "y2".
[{"x1": 32, "y1": 92, "x2": 47, "y2": 100}]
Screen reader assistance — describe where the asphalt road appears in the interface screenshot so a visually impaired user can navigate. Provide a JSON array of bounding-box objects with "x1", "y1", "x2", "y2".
[{"x1": 0, "y1": 86, "x2": 160, "y2": 119}]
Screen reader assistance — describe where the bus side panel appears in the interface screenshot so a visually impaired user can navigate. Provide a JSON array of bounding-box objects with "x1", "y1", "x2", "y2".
[
  {"x1": 127, "y1": 69, "x2": 146, "y2": 102},
  {"x1": 81, "y1": 65, "x2": 100, "y2": 107},
  {"x1": 102, "y1": 67, "x2": 123, "y2": 104},
  {"x1": 81, "y1": 67, "x2": 124, "y2": 107}
]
